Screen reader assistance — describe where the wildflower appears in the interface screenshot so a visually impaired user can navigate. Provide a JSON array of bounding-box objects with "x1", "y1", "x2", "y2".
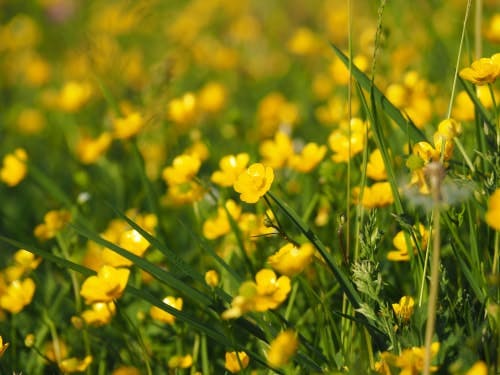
[
  {"x1": 81, "y1": 301, "x2": 116, "y2": 327},
  {"x1": 222, "y1": 269, "x2": 291, "y2": 319},
  {"x1": 168, "y1": 354, "x2": 193, "y2": 369},
  {"x1": 150, "y1": 296, "x2": 183, "y2": 325},
  {"x1": 0, "y1": 278, "x2": 36, "y2": 314},
  {"x1": 267, "y1": 330, "x2": 298, "y2": 368},
  {"x1": 102, "y1": 229, "x2": 150, "y2": 267},
  {"x1": 80, "y1": 265, "x2": 130, "y2": 304},
  {"x1": 485, "y1": 14, "x2": 500, "y2": 43},
  {"x1": 113, "y1": 112, "x2": 145, "y2": 140},
  {"x1": 13, "y1": 249, "x2": 41, "y2": 273},
  {"x1": 259, "y1": 131, "x2": 294, "y2": 168},
  {"x1": 486, "y1": 189, "x2": 500, "y2": 230},
  {"x1": 288, "y1": 142, "x2": 327, "y2": 173},
  {"x1": 198, "y1": 82, "x2": 227, "y2": 113},
  {"x1": 76, "y1": 132, "x2": 112, "y2": 164},
  {"x1": 112, "y1": 366, "x2": 141, "y2": 375},
  {"x1": 0, "y1": 336, "x2": 9, "y2": 358},
  {"x1": 353, "y1": 182, "x2": 394, "y2": 209},
  {"x1": 328, "y1": 118, "x2": 367, "y2": 162},
  {"x1": 203, "y1": 200, "x2": 242, "y2": 240},
  {"x1": 33, "y1": 209, "x2": 72, "y2": 241},
  {"x1": 185, "y1": 140, "x2": 210, "y2": 162},
  {"x1": 205, "y1": 270, "x2": 220, "y2": 287},
  {"x1": 58, "y1": 81, "x2": 92, "y2": 112},
  {"x1": 366, "y1": 149, "x2": 387, "y2": 181},
  {"x1": 17, "y1": 108, "x2": 46, "y2": 134},
  {"x1": 257, "y1": 92, "x2": 299, "y2": 138},
  {"x1": 394, "y1": 342, "x2": 440, "y2": 374},
  {"x1": 167, "y1": 92, "x2": 198, "y2": 126},
  {"x1": 225, "y1": 351, "x2": 250, "y2": 373},
  {"x1": 234, "y1": 163, "x2": 274, "y2": 204},
  {"x1": 459, "y1": 54, "x2": 500, "y2": 85},
  {"x1": 162, "y1": 154, "x2": 201, "y2": 186},
  {"x1": 329, "y1": 54, "x2": 368, "y2": 85},
  {"x1": 165, "y1": 181, "x2": 204, "y2": 205},
  {"x1": 387, "y1": 224, "x2": 428, "y2": 261},
  {"x1": 59, "y1": 355, "x2": 93, "y2": 373},
  {"x1": 392, "y1": 296, "x2": 415, "y2": 322},
  {"x1": 211, "y1": 153, "x2": 250, "y2": 187},
  {"x1": 466, "y1": 361, "x2": 488, "y2": 375},
  {"x1": 0, "y1": 148, "x2": 28, "y2": 187},
  {"x1": 268, "y1": 242, "x2": 315, "y2": 276},
  {"x1": 287, "y1": 27, "x2": 321, "y2": 55}
]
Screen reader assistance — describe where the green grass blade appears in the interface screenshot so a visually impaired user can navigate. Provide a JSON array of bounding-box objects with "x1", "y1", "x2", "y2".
[
  {"x1": 459, "y1": 77, "x2": 495, "y2": 129},
  {"x1": 330, "y1": 44, "x2": 427, "y2": 143}
]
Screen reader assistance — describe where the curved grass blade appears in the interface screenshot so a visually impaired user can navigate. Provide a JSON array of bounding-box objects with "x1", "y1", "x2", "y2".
[
  {"x1": 459, "y1": 77, "x2": 495, "y2": 130},
  {"x1": 330, "y1": 44, "x2": 428, "y2": 143}
]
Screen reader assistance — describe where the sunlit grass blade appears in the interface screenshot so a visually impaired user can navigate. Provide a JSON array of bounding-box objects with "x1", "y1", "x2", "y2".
[{"x1": 330, "y1": 44, "x2": 428, "y2": 143}]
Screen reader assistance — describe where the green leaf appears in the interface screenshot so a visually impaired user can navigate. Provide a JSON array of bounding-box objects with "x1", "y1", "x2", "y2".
[{"x1": 330, "y1": 44, "x2": 428, "y2": 143}]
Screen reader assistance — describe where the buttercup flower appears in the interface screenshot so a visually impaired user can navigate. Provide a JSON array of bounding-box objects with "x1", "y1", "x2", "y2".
[
  {"x1": 81, "y1": 301, "x2": 116, "y2": 326},
  {"x1": 112, "y1": 366, "x2": 141, "y2": 375},
  {"x1": 259, "y1": 131, "x2": 294, "y2": 169},
  {"x1": 366, "y1": 149, "x2": 387, "y2": 181},
  {"x1": 387, "y1": 224, "x2": 428, "y2": 261},
  {"x1": 0, "y1": 148, "x2": 28, "y2": 187},
  {"x1": 233, "y1": 163, "x2": 274, "y2": 203},
  {"x1": 0, "y1": 336, "x2": 9, "y2": 358},
  {"x1": 353, "y1": 182, "x2": 394, "y2": 209},
  {"x1": 168, "y1": 92, "x2": 198, "y2": 126},
  {"x1": 57, "y1": 81, "x2": 92, "y2": 112},
  {"x1": 102, "y1": 229, "x2": 151, "y2": 267},
  {"x1": 80, "y1": 265, "x2": 130, "y2": 304},
  {"x1": 76, "y1": 132, "x2": 112, "y2": 164},
  {"x1": 202, "y1": 199, "x2": 242, "y2": 240},
  {"x1": 459, "y1": 54, "x2": 500, "y2": 85},
  {"x1": 211, "y1": 153, "x2": 250, "y2": 187},
  {"x1": 268, "y1": 242, "x2": 315, "y2": 276},
  {"x1": 225, "y1": 351, "x2": 249, "y2": 373},
  {"x1": 267, "y1": 330, "x2": 298, "y2": 368},
  {"x1": 256, "y1": 92, "x2": 299, "y2": 138},
  {"x1": 59, "y1": 355, "x2": 93, "y2": 373},
  {"x1": 0, "y1": 278, "x2": 36, "y2": 314},
  {"x1": 150, "y1": 296, "x2": 183, "y2": 325},
  {"x1": 466, "y1": 361, "x2": 488, "y2": 375},
  {"x1": 113, "y1": 111, "x2": 145, "y2": 140},
  {"x1": 204, "y1": 270, "x2": 219, "y2": 287},
  {"x1": 392, "y1": 296, "x2": 415, "y2": 322},
  {"x1": 162, "y1": 154, "x2": 201, "y2": 186},
  {"x1": 198, "y1": 81, "x2": 227, "y2": 113},
  {"x1": 34, "y1": 209, "x2": 72, "y2": 241},
  {"x1": 486, "y1": 189, "x2": 500, "y2": 230},
  {"x1": 395, "y1": 342, "x2": 440, "y2": 374},
  {"x1": 328, "y1": 118, "x2": 367, "y2": 162},
  {"x1": 168, "y1": 354, "x2": 193, "y2": 369},
  {"x1": 288, "y1": 142, "x2": 327, "y2": 173}
]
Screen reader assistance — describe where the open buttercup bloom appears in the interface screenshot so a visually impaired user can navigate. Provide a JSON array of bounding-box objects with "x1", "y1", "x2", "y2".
[
  {"x1": 162, "y1": 154, "x2": 201, "y2": 186},
  {"x1": 392, "y1": 296, "x2": 415, "y2": 322},
  {"x1": 211, "y1": 153, "x2": 250, "y2": 187},
  {"x1": 259, "y1": 131, "x2": 294, "y2": 168},
  {"x1": 150, "y1": 296, "x2": 183, "y2": 325},
  {"x1": 202, "y1": 199, "x2": 242, "y2": 240},
  {"x1": 459, "y1": 53, "x2": 500, "y2": 85},
  {"x1": 267, "y1": 330, "x2": 299, "y2": 368},
  {"x1": 113, "y1": 111, "x2": 145, "y2": 139},
  {"x1": 80, "y1": 265, "x2": 130, "y2": 304},
  {"x1": 268, "y1": 242, "x2": 315, "y2": 276},
  {"x1": 288, "y1": 142, "x2": 327, "y2": 173},
  {"x1": 80, "y1": 301, "x2": 116, "y2": 327},
  {"x1": 33, "y1": 209, "x2": 72, "y2": 241},
  {"x1": 168, "y1": 354, "x2": 193, "y2": 369},
  {"x1": 0, "y1": 278, "x2": 36, "y2": 314},
  {"x1": 224, "y1": 351, "x2": 249, "y2": 373},
  {"x1": 0, "y1": 148, "x2": 28, "y2": 187},
  {"x1": 486, "y1": 188, "x2": 500, "y2": 230},
  {"x1": 58, "y1": 355, "x2": 93, "y2": 373},
  {"x1": 233, "y1": 163, "x2": 274, "y2": 203}
]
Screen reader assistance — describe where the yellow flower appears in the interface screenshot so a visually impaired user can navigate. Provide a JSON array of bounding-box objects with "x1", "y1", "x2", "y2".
[
  {"x1": 76, "y1": 132, "x2": 112, "y2": 164},
  {"x1": 287, "y1": 27, "x2": 321, "y2": 55},
  {"x1": 486, "y1": 189, "x2": 500, "y2": 230},
  {"x1": 17, "y1": 108, "x2": 46, "y2": 134},
  {"x1": 222, "y1": 269, "x2": 291, "y2": 319},
  {"x1": 211, "y1": 153, "x2": 250, "y2": 187},
  {"x1": 259, "y1": 132, "x2": 294, "y2": 169},
  {"x1": 485, "y1": 14, "x2": 500, "y2": 43},
  {"x1": 0, "y1": 148, "x2": 28, "y2": 187},
  {"x1": 59, "y1": 355, "x2": 93, "y2": 373},
  {"x1": 353, "y1": 182, "x2": 394, "y2": 209},
  {"x1": 394, "y1": 342, "x2": 440, "y2": 374},
  {"x1": 13, "y1": 249, "x2": 41, "y2": 273},
  {"x1": 328, "y1": 118, "x2": 367, "y2": 163},
  {"x1": 466, "y1": 361, "x2": 488, "y2": 375},
  {"x1": 168, "y1": 354, "x2": 193, "y2": 369},
  {"x1": 58, "y1": 81, "x2": 92, "y2": 112},
  {"x1": 165, "y1": 181, "x2": 204, "y2": 205},
  {"x1": 267, "y1": 330, "x2": 298, "y2": 368},
  {"x1": 204, "y1": 270, "x2": 220, "y2": 287},
  {"x1": 113, "y1": 112, "x2": 145, "y2": 140},
  {"x1": 459, "y1": 55, "x2": 500, "y2": 85},
  {"x1": 366, "y1": 149, "x2": 387, "y2": 181},
  {"x1": 225, "y1": 351, "x2": 250, "y2": 373},
  {"x1": 167, "y1": 92, "x2": 198, "y2": 126},
  {"x1": 0, "y1": 336, "x2": 9, "y2": 358},
  {"x1": 387, "y1": 224, "x2": 428, "y2": 261},
  {"x1": 80, "y1": 265, "x2": 130, "y2": 304},
  {"x1": 112, "y1": 366, "x2": 141, "y2": 375},
  {"x1": 202, "y1": 199, "x2": 242, "y2": 240},
  {"x1": 257, "y1": 92, "x2": 299, "y2": 138},
  {"x1": 0, "y1": 278, "x2": 36, "y2": 314},
  {"x1": 102, "y1": 229, "x2": 151, "y2": 267},
  {"x1": 162, "y1": 154, "x2": 201, "y2": 186},
  {"x1": 233, "y1": 163, "x2": 274, "y2": 204},
  {"x1": 33, "y1": 209, "x2": 72, "y2": 241},
  {"x1": 150, "y1": 296, "x2": 183, "y2": 325},
  {"x1": 392, "y1": 296, "x2": 415, "y2": 322},
  {"x1": 198, "y1": 82, "x2": 227, "y2": 113},
  {"x1": 268, "y1": 243, "x2": 315, "y2": 276},
  {"x1": 81, "y1": 301, "x2": 116, "y2": 327},
  {"x1": 288, "y1": 142, "x2": 327, "y2": 173}
]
